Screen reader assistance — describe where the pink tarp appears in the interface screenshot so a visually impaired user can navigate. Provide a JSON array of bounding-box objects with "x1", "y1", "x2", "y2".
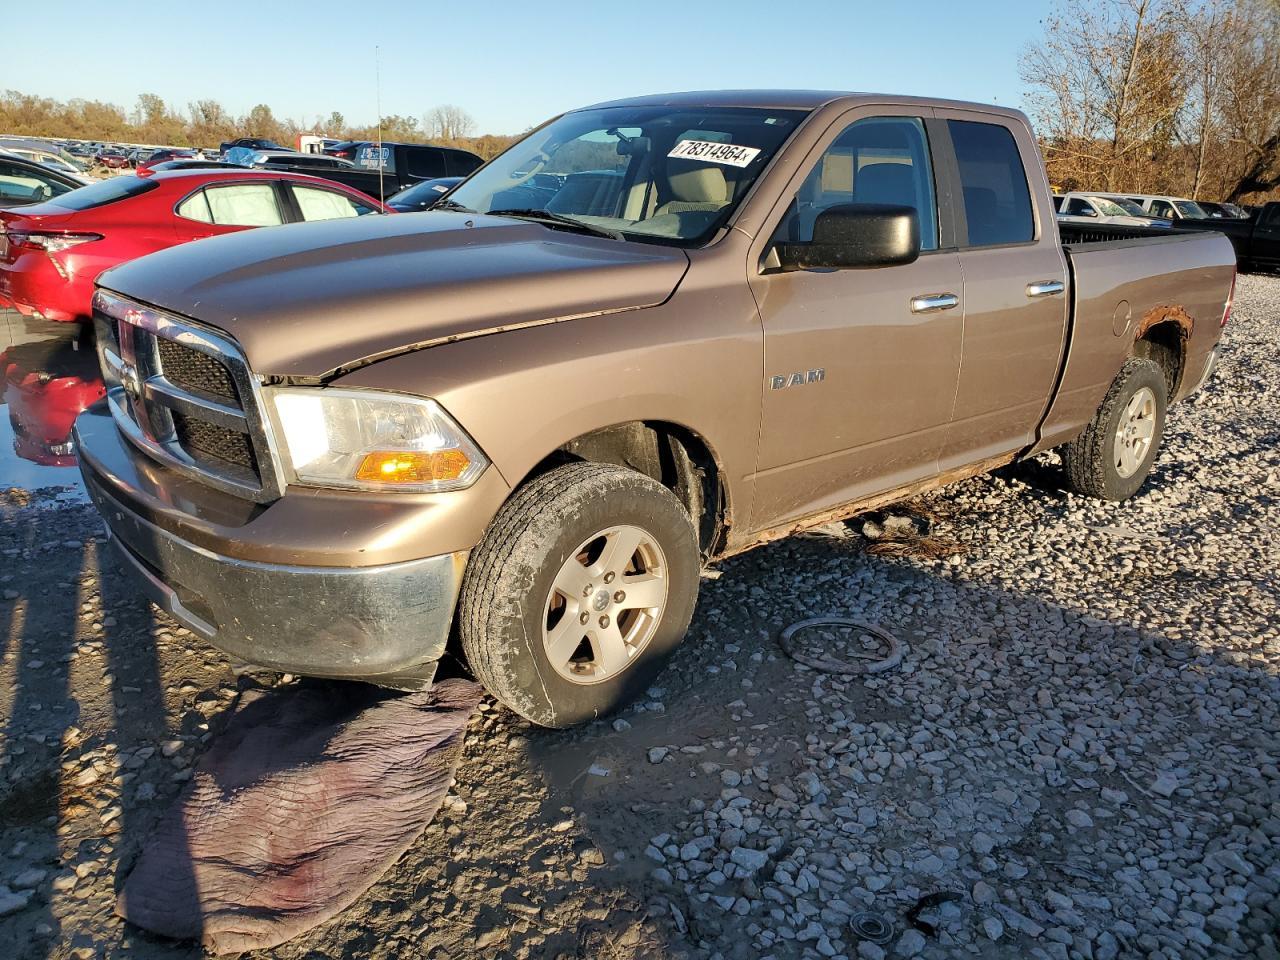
[{"x1": 117, "y1": 678, "x2": 482, "y2": 954}]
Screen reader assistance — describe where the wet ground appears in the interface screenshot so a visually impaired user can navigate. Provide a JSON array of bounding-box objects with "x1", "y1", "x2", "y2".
[{"x1": 0, "y1": 281, "x2": 1277, "y2": 960}]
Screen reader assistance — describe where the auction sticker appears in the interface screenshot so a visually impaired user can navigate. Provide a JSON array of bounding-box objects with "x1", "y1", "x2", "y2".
[{"x1": 667, "y1": 140, "x2": 761, "y2": 168}]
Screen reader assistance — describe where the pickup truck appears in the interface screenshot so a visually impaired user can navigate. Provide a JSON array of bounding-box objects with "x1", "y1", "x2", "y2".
[
  {"x1": 1175, "y1": 200, "x2": 1280, "y2": 272},
  {"x1": 74, "y1": 91, "x2": 1237, "y2": 728},
  {"x1": 262, "y1": 141, "x2": 484, "y2": 203}
]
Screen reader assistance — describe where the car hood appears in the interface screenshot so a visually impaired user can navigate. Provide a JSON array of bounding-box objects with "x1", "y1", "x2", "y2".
[{"x1": 98, "y1": 211, "x2": 690, "y2": 378}]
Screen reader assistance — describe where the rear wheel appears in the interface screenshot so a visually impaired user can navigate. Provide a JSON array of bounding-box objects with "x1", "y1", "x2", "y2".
[
  {"x1": 1063, "y1": 357, "x2": 1167, "y2": 500},
  {"x1": 457, "y1": 462, "x2": 699, "y2": 728}
]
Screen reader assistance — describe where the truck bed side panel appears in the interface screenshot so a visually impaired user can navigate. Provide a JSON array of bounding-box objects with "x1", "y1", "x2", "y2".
[{"x1": 1033, "y1": 231, "x2": 1235, "y2": 453}]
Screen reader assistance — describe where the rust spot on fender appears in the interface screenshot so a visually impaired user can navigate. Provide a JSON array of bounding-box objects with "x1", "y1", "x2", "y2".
[{"x1": 1134, "y1": 304, "x2": 1193, "y2": 342}]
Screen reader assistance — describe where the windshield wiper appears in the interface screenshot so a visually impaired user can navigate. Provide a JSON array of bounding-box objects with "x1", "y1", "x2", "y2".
[
  {"x1": 432, "y1": 198, "x2": 475, "y2": 213},
  {"x1": 484, "y1": 208, "x2": 624, "y2": 241}
]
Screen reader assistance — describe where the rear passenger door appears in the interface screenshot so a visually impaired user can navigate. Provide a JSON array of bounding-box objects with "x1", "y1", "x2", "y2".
[{"x1": 932, "y1": 111, "x2": 1069, "y2": 470}]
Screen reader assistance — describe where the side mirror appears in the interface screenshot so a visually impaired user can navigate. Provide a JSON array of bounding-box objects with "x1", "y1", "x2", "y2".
[{"x1": 774, "y1": 203, "x2": 920, "y2": 271}]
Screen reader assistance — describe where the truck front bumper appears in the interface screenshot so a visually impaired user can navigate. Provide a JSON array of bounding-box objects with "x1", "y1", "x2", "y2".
[{"x1": 74, "y1": 409, "x2": 469, "y2": 689}]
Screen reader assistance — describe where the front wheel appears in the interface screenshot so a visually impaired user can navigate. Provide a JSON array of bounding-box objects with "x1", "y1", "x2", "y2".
[
  {"x1": 457, "y1": 462, "x2": 700, "y2": 728},
  {"x1": 1063, "y1": 357, "x2": 1168, "y2": 500}
]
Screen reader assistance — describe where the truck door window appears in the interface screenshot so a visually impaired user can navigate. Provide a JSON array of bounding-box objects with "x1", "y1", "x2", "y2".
[
  {"x1": 1149, "y1": 200, "x2": 1174, "y2": 219},
  {"x1": 948, "y1": 120, "x2": 1034, "y2": 246},
  {"x1": 772, "y1": 116, "x2": 938, "y2": 250},
  {"x1": 1064, "y1": 197, "x2": 1094, "y2": 216},
  {"x1": 201, "y1": 183, "x2": 284, "y2": 226},
  {"x1": 405, "y1": 148, "x2": 448, "y2": 180}
]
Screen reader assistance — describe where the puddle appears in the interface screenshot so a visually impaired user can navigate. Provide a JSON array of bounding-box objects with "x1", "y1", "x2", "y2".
[{"x1": 0, "y1": 307, "x2": 99, "y2": 503}]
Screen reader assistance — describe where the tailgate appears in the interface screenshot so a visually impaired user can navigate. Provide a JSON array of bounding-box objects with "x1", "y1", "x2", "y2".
[{"x1": 1034, "y1": 230, "x2": 1235, "y2": 451}]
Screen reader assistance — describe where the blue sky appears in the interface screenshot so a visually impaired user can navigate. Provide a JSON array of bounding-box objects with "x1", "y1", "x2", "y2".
[{"x1": 5, "y1": 0, "x2": 1053, "y2": 134}]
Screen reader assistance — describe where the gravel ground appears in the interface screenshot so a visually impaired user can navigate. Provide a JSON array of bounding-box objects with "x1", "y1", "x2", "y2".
[{"x1": 0, "y1": 274, "x2": 1277, "y2": 960}]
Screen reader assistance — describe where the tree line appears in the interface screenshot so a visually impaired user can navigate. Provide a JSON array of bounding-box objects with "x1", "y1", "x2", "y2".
[
  {"x1": 0, "y1": 91, "x2": 521, "y2": 161},
  {"x1": 1022, "y1": 0, "x2": 1280, "y2": 202}
]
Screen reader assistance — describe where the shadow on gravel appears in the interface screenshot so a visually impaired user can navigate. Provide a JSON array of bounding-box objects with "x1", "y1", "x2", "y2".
[
  {"x1": 518, "y1": 524, "x2": 1278, "y2": 958},
  {"x1": 0, "y1": 518, "x2": 87, "y2": 960}
]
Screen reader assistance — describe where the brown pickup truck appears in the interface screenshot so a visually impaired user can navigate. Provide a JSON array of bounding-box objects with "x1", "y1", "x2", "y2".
[{"x1": 75, "y1": 91, "x2": 1236, "y2": 727}]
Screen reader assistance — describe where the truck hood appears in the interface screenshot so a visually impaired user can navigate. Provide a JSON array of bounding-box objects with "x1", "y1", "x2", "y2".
[{"x1": 97, "y1": 211, "x2": 690, "y2": 377}]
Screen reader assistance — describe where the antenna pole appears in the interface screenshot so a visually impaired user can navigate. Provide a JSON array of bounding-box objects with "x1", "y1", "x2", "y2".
[{"x1": 376, "y1": 44, "x2": 385, "y2": 203}]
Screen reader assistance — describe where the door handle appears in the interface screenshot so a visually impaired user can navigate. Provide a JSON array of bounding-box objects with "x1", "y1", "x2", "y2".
[
  {"x1": 1026, "y1": 279, "x2": 1065, "y2": 298},
  {"x1": 910, "y1": 292, "x2": 959, "y2": 314}
]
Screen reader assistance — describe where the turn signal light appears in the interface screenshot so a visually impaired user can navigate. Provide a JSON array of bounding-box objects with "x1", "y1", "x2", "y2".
[{"x1": 354, "y1": 449, "x2": 473, "y2": 485}]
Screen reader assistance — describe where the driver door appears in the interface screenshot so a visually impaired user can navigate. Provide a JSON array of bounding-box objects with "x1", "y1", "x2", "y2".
[{"x1": 746, "y1": 110, "x2": 964, "y2": 530}]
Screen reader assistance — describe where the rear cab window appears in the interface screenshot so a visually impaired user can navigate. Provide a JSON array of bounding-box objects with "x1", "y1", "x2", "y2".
[{"x1": 948, "y1": 120, "x2": 1034, "y2": 246}]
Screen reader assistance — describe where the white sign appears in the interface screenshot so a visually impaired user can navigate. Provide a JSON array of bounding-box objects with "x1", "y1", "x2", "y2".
[{"x1": 667, "y1": 139, "x2": 761, "y2": 168}]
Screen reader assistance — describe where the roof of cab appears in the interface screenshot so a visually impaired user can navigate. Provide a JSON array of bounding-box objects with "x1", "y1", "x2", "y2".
[{"x1": 576, "y1": 89, "x2": 1029, "y2": 121}]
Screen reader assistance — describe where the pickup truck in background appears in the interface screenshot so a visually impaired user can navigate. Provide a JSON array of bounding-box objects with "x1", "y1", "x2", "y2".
[
  {"x1": 75, "y1": 91, "x2": 1236, "y2": 727},
  {"x1": 1054, "y1": 192, "x2": 1171, "y2": 228},
  {"x1": 1175, "y1": 200, "x2": 1280, "y2": 272},
  {"x1": 263, "y1": 141, "x2": 484, "y2": 203}
]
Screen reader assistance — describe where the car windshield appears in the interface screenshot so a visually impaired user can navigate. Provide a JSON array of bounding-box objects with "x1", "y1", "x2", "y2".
[
  {"x1": 1174, "y1": 200, "x2": 1208, "y2": 218},
  {"x1": 1091, "y1": 198, "x2": 1132, "y2": 216},
  {"x1": 45, "y1": 176, "x2": 158, "y2": 211},
  {"x1": 445, "y1": 105, "x2": 807, "y2": 246}
]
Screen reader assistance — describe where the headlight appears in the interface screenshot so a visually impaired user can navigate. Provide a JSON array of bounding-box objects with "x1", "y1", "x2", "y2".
[{"x1": 265, "y1": 387, "x2": 488, "y2": 493}]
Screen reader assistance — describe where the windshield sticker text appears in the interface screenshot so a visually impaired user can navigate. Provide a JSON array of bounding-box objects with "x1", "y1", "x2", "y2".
[{"x1": 667, "y1": 140, "x2": 761, "y2": 168}]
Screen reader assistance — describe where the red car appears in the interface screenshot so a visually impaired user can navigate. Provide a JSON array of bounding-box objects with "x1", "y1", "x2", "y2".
[
  {"x1": 96, "y1": 151, "x2": 131, "y2": 170},
  {"x1": 0, "y1": 169, "x2": 390, "y2": 322}
]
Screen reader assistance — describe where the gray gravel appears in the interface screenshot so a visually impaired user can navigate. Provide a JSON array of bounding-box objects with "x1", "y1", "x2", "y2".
[{"x1": 0, "y1": 273, "x2": 1277, "y2": 959}]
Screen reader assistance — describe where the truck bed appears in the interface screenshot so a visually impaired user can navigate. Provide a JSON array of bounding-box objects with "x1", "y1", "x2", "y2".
[{"x1": 1032, "y1": 224, "x2": 1237, "y2": 453}]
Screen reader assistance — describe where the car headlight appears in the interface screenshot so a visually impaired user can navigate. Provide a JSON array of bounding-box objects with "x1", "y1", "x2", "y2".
[{"x1": 265, "y1": 387, "x2": 488, "y2": 492}]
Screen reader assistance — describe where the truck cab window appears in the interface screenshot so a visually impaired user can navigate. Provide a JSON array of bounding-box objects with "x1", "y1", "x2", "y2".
[
  {"x1": 772, "y1": 116, "x2": 938, "y2": 250},
  {"x1": 948, "y1": 120, "x2": 1034, "y2": 246}
]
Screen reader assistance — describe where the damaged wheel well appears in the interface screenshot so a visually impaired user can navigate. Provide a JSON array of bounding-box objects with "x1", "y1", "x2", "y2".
[
  {"x1": 1133, "y1": 312, "x2": 1188, "y2": 400},
  {"x1": 525, "y1": 421, "x2": 726, "y2": 559}
]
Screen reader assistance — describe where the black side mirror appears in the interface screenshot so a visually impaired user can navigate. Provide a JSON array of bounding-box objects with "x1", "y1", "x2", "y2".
[{"x1": 774, "y1": 203, "x2": 920, "y2": 271}]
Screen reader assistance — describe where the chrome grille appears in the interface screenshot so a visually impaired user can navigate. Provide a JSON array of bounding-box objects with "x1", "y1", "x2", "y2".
[{"x1": 92, "y1": 290, "x2": 285, "y2": 502}]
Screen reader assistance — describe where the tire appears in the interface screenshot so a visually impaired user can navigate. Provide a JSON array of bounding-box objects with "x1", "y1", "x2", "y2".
[
  {"x1": 457, "y1": 462, "x2": 700, "y2": 728},
  {"x1": 1063, "y1": 357, "x2": 1167, "y2": 501}
]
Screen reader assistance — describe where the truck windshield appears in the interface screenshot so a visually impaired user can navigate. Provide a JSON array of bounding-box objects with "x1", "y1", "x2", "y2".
[
  {"x1": 1093, "y1": 198, "x2": 1132, "y2": 216},
  {"x1": 1174, "y1": 200, "x2": 1208, "y2": 218},
  {"x1": 446, "y1": 105, "x2": 807, "y2": 247},
  {"x1": 1107, "y1": 197, "x2": 1148, "y2": 216}
]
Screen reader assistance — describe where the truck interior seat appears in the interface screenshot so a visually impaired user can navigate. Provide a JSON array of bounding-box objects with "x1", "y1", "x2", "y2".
[
  {"x1": 963, "y1": 186, "x2": 1001, "y2": 244},
  {"x1": 655, "y1": 161, "x2": 728, "y2": 216}
]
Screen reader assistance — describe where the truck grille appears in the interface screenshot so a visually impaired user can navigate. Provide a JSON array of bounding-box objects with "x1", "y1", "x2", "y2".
[
  {"x1": 156, "y1": 337, "x2": 239, "y2": 403},
  {"x1": 92, "y1": 291, "x2": 284, "y2": 502}
]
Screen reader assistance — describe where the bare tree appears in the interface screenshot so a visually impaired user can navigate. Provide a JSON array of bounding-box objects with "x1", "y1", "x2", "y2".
[
  {"x1": 423, "y1": 104, "x2": 476, "y2": 142},
  {"x1": 1175, "y1": 0, "x2": 1234, "y2": 197},
  {"x1": 1022, "y1": 0, "x2": 1187, "y2": 191},
  {"x1": 1217, "y1": 0, "x2": 1280, "y2": 200}
]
